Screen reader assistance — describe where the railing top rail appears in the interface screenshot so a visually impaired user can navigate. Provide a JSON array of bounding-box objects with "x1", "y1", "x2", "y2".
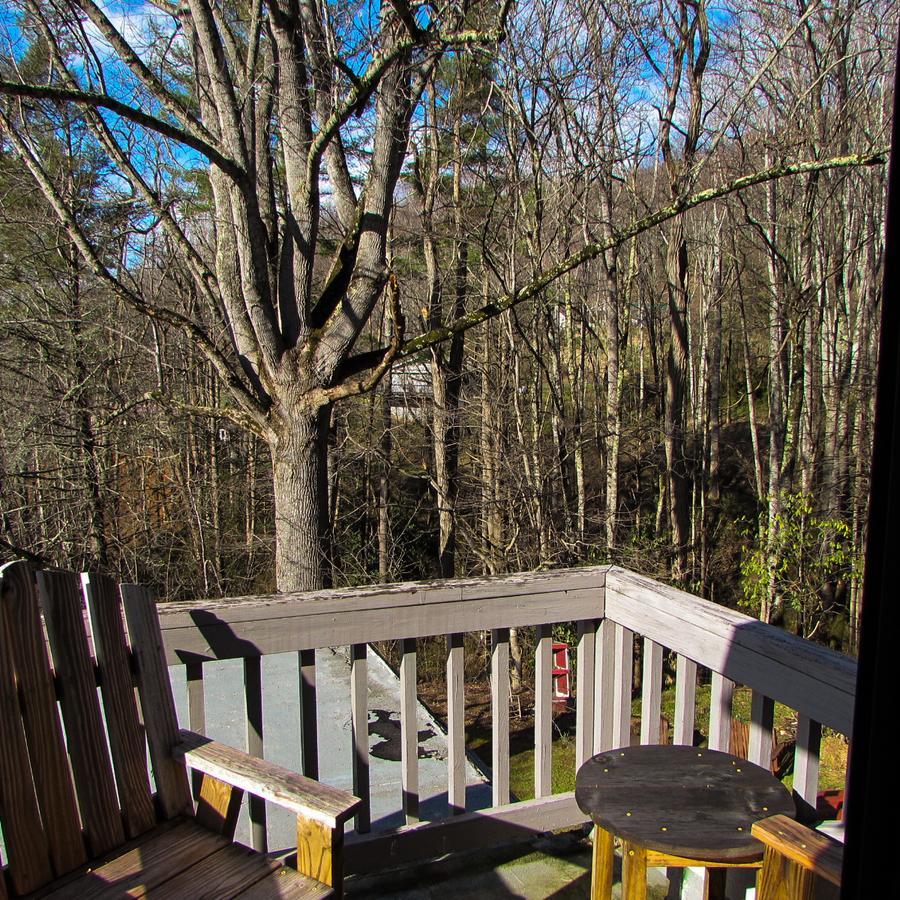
[
  {"x1": 605, "y1": 567, "x2": 857, "y2": 734},
  {"x1": 157, "y1": 566, "x2": 608, "y2": 665}
]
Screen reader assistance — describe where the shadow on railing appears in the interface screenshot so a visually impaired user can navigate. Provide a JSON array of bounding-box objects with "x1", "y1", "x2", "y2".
[{"x1": 155, "y1": 565, "x2": 856, "y2": 872}]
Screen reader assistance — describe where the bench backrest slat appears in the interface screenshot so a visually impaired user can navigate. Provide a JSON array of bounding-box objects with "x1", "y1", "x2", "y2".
[
  {"x1": 2, "y1": 562, "x2": 85, "y2": 879},
  {"x1": 122, "y1": 583, "x2": 193, "y2": 819},
  {"x1": 38, "y1": 570, "x2": 126, "y2": 858},
  {"x1": 83, "y1": 573, "x2": 157, "y2": 837},
  {"x1": 0, "y1": 564, "x2": 54, "y2": 895},
  {"x1": 0, "y1": 561, "x2": 192, "y2": 897}
]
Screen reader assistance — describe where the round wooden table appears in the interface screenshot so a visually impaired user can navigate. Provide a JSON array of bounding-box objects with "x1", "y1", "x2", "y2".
[{"x1": 575, "y1": 745, "x2": 795, "y2": 900}]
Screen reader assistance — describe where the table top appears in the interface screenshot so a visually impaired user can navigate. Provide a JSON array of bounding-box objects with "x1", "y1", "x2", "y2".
[{"x1": 575, "y1": 745, "x2": 795, "y2": 863}]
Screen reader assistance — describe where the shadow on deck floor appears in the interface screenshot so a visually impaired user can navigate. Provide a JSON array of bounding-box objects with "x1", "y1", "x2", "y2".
[{"x1": 345, "y1": 829, "x2": 673, "y2": 899}]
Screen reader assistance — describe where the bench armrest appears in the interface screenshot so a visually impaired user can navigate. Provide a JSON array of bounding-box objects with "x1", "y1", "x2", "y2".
[
  {"x1": 176, "y1": 729, "x2": 361, "y2": 829},
  {"x1": 751, "y1": 815, "x2": 843, "y2": 887}
]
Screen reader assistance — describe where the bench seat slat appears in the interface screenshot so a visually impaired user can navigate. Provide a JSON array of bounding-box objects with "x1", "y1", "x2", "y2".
[
  {"x1": 43, "y1": 821, "x2": 229, "y2": 900},
  {"x1": 147, "y1": 842, "x2": 281, "y2": 899},
  {"x1": 236, "y1": 867, "x2": 333, "y2": 899}
]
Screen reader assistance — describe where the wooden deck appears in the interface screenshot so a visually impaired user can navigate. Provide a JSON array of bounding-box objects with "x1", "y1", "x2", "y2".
[{"x1": 152, "y1": 565, "x2": 855, "y2": 880}]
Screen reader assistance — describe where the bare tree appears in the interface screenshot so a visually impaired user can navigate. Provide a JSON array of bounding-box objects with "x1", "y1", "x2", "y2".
[{"x1": 1, "y1": 0, "x2": 509, "y2": 590}]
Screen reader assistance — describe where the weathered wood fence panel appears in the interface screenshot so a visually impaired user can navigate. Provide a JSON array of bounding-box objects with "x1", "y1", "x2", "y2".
[
  {"x1": 156, "y1": 569, "x2": 609, "y2": 664},
  {"x1": 149, "y1": 564, "x2": 856, "y2": 874},
  {"x1": 604, "y1": 568, "x2": 856, "y2": 734}
]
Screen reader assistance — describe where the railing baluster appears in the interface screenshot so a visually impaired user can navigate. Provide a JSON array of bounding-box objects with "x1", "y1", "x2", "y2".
[
  {"x1": 400, "y1": 638, "x2": 419, "y2": 824},
  {"x1": 673, "y1": 655, "x2": 697, "y2": 746},
  {"x1": 491, "y1": 628, "x2": 510, "y2": 806},
  {"x1": 640, "y1": 639, "x2": 663, "y2": 745},
  {"x1": 594, "y1": 619, "x2": 615, "y2": 752},
  {"x1": 612, "y1": 624, "x2": 633, "y2": 748},
  {"x1": 534, "y1": 624, "x2": 552, "y2": 799},
  {"x1": 749, "y1": 691, "x2": 775, "y2": 770},
  {"x1": 350, "y1": 643, "x2": 370, "y2": 833},
  {"x1": 575, "y1": 620, "x2": 597, "y2": 768},
  {"x1": 793, "y1": 714, "x2": 822, "y2": 819},
  {"x1": 243, "y1": 655, "x2": 266, "y2": 852},
  {"x1": 298, "y1": 649, "x2": 318, "y2": 779},
  {"x1": 185, "y1": 661, "x2": 205, "y2": 797},
  {"x1": 709, "y1": 672, "x2": 734, "y2": 752},
  {"x1": 447, "y1": 633, "x2": 465, "y2": 813}
]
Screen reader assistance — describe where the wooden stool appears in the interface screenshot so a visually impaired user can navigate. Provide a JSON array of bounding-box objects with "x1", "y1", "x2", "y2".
[{"x1": 576, "y1": 745, "x2": 796, "y2": 900}]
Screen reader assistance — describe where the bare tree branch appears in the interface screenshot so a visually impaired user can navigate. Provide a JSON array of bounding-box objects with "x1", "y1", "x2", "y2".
[
  {"x1": 349, "y1": 149, "x2": 889, "y2": 365},
  {"x1": 0, "y1": 105, "x2": 268, "y2": 428},
  {"x1": 0, "y1": 80, "x2": 242, "y2": 178}
]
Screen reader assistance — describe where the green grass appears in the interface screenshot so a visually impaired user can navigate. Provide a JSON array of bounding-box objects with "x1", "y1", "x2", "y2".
[{"x1": 494, "y1": 683, "x2": 848, "y2": 802}]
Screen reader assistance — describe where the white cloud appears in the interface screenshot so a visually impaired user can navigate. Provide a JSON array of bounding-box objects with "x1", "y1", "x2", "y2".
[{"x1": 83, "y1": 1, "x2": 177, "y2": 62}]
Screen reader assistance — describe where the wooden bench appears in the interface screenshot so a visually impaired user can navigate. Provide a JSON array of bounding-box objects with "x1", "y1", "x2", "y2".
[{"x1": 0, "y1": 561, "x2": 360, "y2": 899}]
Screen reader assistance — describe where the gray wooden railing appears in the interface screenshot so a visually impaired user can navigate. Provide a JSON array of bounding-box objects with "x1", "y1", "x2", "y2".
[{"x1": 156, "y1": 565, "x2": 856, "y2": 875}]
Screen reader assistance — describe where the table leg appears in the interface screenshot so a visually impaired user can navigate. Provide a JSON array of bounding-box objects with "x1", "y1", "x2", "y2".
[
  {"x1": 704, "y1": 868, "x2": 727, "y2": 900},
  {"x1": 590, "y1": 826, "x2": 615, "y2": 900},
  {"x1": 621, "y1": 842, "x2": 648, "y2": 900}
]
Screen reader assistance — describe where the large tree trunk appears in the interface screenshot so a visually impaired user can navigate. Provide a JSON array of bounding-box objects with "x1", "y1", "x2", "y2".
[
  {"x1": 272, "y1": 406, "x2": 332, "y2": 592},
  {"x1": 665, "y1": 213, "x2": 692, "y2": 582}
]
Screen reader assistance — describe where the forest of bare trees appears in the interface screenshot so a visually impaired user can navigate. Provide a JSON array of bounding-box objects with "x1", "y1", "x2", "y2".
[{"x1": 0, "y1": 0, "x2": 893, "y2": 653}]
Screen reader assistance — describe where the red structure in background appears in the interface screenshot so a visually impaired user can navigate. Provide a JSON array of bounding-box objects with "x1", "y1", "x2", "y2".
[{"x1": 552, "y1": 641, "x2": 571, "y2": 712}]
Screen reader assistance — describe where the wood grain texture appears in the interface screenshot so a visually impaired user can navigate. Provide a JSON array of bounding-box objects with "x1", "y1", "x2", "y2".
[
  {"x1": 82, "y1": 572, "x2": 157, "y2": 839},
  {"x1": 575, "y1": 620, "x2": 597, "y2": 769},
  {"x1": 612, "y1": 624, "x2": 633, "y2": 748},
  {"x1": 349, "y1": 643, "x2": 370, "y2": 833},
  {"x1": 38, "y1": 569, "x2": 124, "y2": 857},
  {"x1": 642, "y1": 850, "x2": 761, "y2": 868},
  {"x1": 446, "y1": 633, "x2": 466, "y2": 813},
  {"x1": 244, "y1": 655, "x2": 267, "y2": 852},
  {"x1": 709, "y1": 673, "x2": 735, "y2": 752},
  {"x1": 177, "y1": 731, "x2": 360, "y2": 827},
  {"x1": 621, "y1": 842, "x2": 648, "y2": 900},
  {"x1": 122, "y1": 584, "x2": 193, "y2": 820},
  {"x1": 756, "y1": 845, "x2": 816, "y2": 900},
  {"x1": 491, "y1": 628, "x2": 510, "y2": 806},
  {"x1": 156, "y1": 568, "x2": 608, "y2": 664},
  {"x1": 534, "y1": 624, "x2": 552, "y2": 798},
  {"x1": 236, "y1": 867, "x2": 333, "y2": 899},
  {"x1": 42, "y1": 821, "x2": 229, "y2": 900},
  {"x1": 299, "y1": 649, "x2": 319, "y2": 780},
  {"x1": 195, "y1": 773, "x2": 244, "y2": 838},
  {"x1": 673, "y1": 655, "x2": 697, "y2": 746},
  {"x1": 594, "y1": 619, "x2": 615, "y2": 753},
  {"x1": 2, "y1": 561, "x2": 84, "y2": 876},
  {"x1": 146, "y1": 842, "x2": 281, "y2": 899},
  {"x1": 575, "y1": 746, "x2": 794, "y2": 863},
  {"x1": 590, "y1": 826, "x2": 614, "y2": 900},
  {"x1": 296, "y1": 818, "x2": 342, "y2": 894},
  {"x1": 400, "y1": 638, "x2": 419, "y2": 824},
  {"x1": 605, "y1": 568, "x2": 855, "y2": 734},
  {"x1": 0, "y1": 563, "x2": 53, "y2": 894},
  {"x1": 751, "y1": 815, "x2": 843, "y2": 887},
  {"x1": 640, "y1": 639, "x2": 663, "y2": 745}
]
